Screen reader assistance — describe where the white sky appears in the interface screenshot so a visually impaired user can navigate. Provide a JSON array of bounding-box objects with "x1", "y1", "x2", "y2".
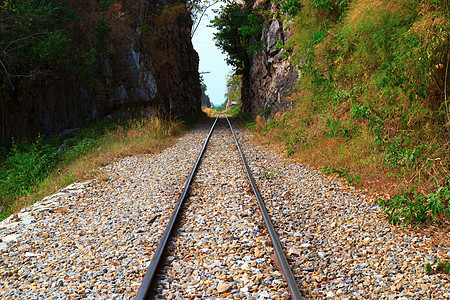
[{"x1": 192, "y1": 3, "x2": 232, "y2": 107}]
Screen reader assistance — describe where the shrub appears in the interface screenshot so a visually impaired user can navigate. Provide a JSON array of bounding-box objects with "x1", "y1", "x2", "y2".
[
  {"x1": 376, "y1": 186, "x2": 450, "y2": 227},
  {"x1": 0, "y1": 136, "x2": 60, "y2": 206}
]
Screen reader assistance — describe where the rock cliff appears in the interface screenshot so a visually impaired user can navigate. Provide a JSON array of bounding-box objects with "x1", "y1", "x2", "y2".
[
  {"x1": 201, "y1": 94, "x2": 212, "y2": 108},
  {"x1": 0, "y1": 1, "x2": 201, "y2": 142},
  {"x1": 241, "y1": 1, "x2": 298, "y2": 118}
]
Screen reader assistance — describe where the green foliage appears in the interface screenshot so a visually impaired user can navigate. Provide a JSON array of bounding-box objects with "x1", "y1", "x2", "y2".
[
  {"x1": 322, "y1": 165, "x2": 361, "y2": 185},
  {"x1": 325, "y1": 118, "x2": 355, "y2": 138},
  {"x1": 426, "y1": 186, "x2": 450, "y2": 217},
  {"x1": 285, "y1": 0, "x2": 448, "y2": 180},
  {"x1": 0, "y1": 0, "x2": 124, "y2": 94},
  {"x1": 0, "y1": 136, "x2": 60, "y2": 201},
  {"x1": 210, "y1": 1, "x2": 265, "y2": 74},
  {"x1": 275, "y1": 40, "x2": 283, "y2": 52},
  {"x1": 35, "y1": 30, "x2": 72, "y2": 67},
  {"x1": 260, "y1": 107, "x2": 271, "y2": 118},
  {"x1": 259, "y1": 0, "x2": 449, "y2": 230},
  {"x1": 351, "y1": 105, "x2": 371, "y2": 122},
  {"x1": 0, "y1": 0, "x2": 79, "y2": 87},
  {"x1": 214, "y1": 102, "x2": 227, "y2": 112},
  {"x1": 98, "y1": 0, "x2": 117, "y2": 11},
  {"x1": 226, "y1": 74, "x2": 242, "y2": 104},
  {"x1": 0, "y1": 130, "x2": 106, "y2": 216},
  {"x1": 310, "y1": 0, "x2": 333, "y2": 11},
  {"x1": 382, "y1": 137, "x2": 424, "y2": 169},
  {"x1": 425, "y1": 262, "x2": 433, "y2": 274},
  {"x1": 261, "y1": 168, "x2": 280, "y2": 179},
  {"x1": 186, "y1": 0, "x2": 218, "y2": 26},
  {"x1": 225, "y1": 105, "x2": 240, "y2": 115},
  {"x1": 95, "y1": 18, "x2": 112, "y2": 54},
  {"x1": 310, "y1": 0, "x2": 348, "y2": 18},
  {"x1": 426, "y1": 261, "x2": 450, "y2": 275},
  {"x1": 247, "y1": 121, "x2": 256, "y2": 130},
  {"x1": 376, "y1": 193, "x2": 428, "y2": 227},
  {"x1": 376, "y1": 186, "x2": 450, "y2": 227},
  {"x1": 0, "y1": 114, "x2": 177, "y2": 220},
  {"x1": 138, "y1": 22, "x2": 153, "y2": 37},
  {"x1": 275, "y1": 0, "x2": 302, "y2": 17}
]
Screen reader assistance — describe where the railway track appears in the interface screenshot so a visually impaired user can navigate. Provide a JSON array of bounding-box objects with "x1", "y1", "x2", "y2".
[{"x1": 136, "y1": 115, "x2": 302, "y2": 299}]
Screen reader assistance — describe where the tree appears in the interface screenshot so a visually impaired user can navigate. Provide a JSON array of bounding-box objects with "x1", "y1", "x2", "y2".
[
  {"x1": 0, "y1": 0, "x2": 78, "y2": 90},
  {"x1": 190, "y1": 0, "x2": 220, "y2": 37},
  {"x1": 226, "y1": 73, "x2": 241, "y2": 104},
  {"x1": 209, "y1": 0, "x2": 264, "y2": 74}
]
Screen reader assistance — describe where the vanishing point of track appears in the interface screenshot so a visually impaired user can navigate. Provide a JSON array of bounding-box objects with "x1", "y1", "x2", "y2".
[{"x1": 136, "y1": 115, "x2": 303, "y2": 299}]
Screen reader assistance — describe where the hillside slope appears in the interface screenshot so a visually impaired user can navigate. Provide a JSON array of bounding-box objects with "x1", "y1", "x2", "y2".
[
  {"x1": 267, "y1": 0, "x2": 449, "y2": 226},
  {"x1": 212, "y1": 0, "x2": 449, "y2": 227}
]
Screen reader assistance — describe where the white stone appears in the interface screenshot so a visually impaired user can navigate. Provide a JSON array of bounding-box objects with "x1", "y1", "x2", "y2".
[
  {"x1": 326, "y1": 291, "x2": 336, "y2": 298},
  {"x1": 2, "y1": 234, "x2": 20, "y2": 243},
  {"x1": 217, "y1": 282, "x2": 230, "y2": 293}
]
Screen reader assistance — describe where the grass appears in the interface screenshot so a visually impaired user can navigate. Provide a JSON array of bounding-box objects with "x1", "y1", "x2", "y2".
[
  {"x1": 0, "y1": 113, "x2": 184, "y2": 221},
  {"x1": 201, "y1": 105, "x2": 252, "y2": 124},
  {"x1": 224, "y1": 105, "x2": 253, "y2": 124},
  {"x1": 201, "y1": 107, "x2": 219, "y2": 117},
  {"x1": 251, "y1": 0, "x2": 450, "y2": 229},
  {"x1": 256, "y1": 103, "x2": 450, "y2": 228}
]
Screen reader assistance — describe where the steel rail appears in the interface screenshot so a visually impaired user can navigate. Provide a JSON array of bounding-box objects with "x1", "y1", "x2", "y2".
[
  {"x1": 225, "y1": 116, "x2": 303, "y2": 300},
  {"x1": 135, "y1": 114, "x2": 220, "y2": 300}
]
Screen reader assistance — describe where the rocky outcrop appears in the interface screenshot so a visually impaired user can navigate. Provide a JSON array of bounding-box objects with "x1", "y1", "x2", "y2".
[
  {"x1": 0, "y1": 1, "x2": 201, "y2": 142},
  {"x1": 241, "y1": 2, "x2": 298, "y2": 118},
  {"x1": 146, "y1": 3, "x2": 202, "y2": 118},
  {"x1": 201, "y1": 94, "x2": 212, "y2": 108}
]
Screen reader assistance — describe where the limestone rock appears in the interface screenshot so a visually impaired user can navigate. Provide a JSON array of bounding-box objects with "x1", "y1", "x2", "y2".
[
  {"x1": 1, "y1": 1, "x2": 201, "y2": 142},
  {"x1": 217, "y1": 282, "x2": 231, "y2": 293},
  {"x1": 241, "y1": 11, "x2": 297, "y2": 119}
]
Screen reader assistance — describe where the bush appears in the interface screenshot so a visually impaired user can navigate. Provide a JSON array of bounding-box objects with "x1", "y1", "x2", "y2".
[
  {"x1": 0, "y1": 136, "x2": 60, "y2": 208},
  {"x1": 376, "y1": 186, "x2": 450, "y2": 227}
]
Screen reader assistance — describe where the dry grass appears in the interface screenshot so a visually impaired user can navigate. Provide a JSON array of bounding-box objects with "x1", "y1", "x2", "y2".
[
  {"x1": 12, "y1": 117, "x2": 181, "y2": 214},
  {"x1": 347, "y1": 0, "x2": 402, "y2": 27},
  {"x1": 259, "y1": 102, "x2": 407, "y2": 198},
  {"x1": 202, "y1": 107, "x2": 218, "y2": 117},
  {"x1": 255, "y1": 115, "x2": 264, "y2": 132}
]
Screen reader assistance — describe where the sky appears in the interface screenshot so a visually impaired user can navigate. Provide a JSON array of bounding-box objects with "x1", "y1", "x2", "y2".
[{"x1": 192, "y1": 3, "x2": 233, "y2": 107}]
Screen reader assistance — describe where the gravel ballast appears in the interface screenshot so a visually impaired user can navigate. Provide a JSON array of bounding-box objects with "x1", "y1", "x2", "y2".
[{"x1": 1, "y1": 117, "x2": 449, "y2": 299}]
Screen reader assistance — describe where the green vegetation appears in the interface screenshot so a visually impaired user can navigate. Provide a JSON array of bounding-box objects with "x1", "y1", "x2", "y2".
[
  {"x1": 0, "y1": 0, "x2": 199, "y2": 118},
  {"x1": 214, "y1": 102, "x2": 227, "y2": 112},
  {"x1": 0, "y1": 115, "x2": 181, "y2": 221},
  {"x1": 222, "y1": 0, "x2": 449, "y2": 228},
  {"x1": 0, "y1": 0, "x2": 208, "y2": 221},
  {"x1": 226, "y1": 74, "x2": 242, "y2": 104},
  {"x1": 322, "y1": 165, "x2": 361, "y2": 186},
  {"x1": 425, "y1": 261, "x2": 450, "y2": 275},
  {"x1": 210, "y1": 0, "x2": 265, "y2": 74},
  {"x1": 376, "y1": 186, "x2": 450, "y2": 227},
  {"x1": 0, "y1": 0, "x2": 79, "y2": 88},
  {"x1": 222, "y1": 73, "x2": 252, "y2": 122},
  {"x1": 208, "y1": 74, "x2": 243, "y2": 114},
  {"x1": 261, "y1": 168, "x2": 280, "y2": 179}
]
